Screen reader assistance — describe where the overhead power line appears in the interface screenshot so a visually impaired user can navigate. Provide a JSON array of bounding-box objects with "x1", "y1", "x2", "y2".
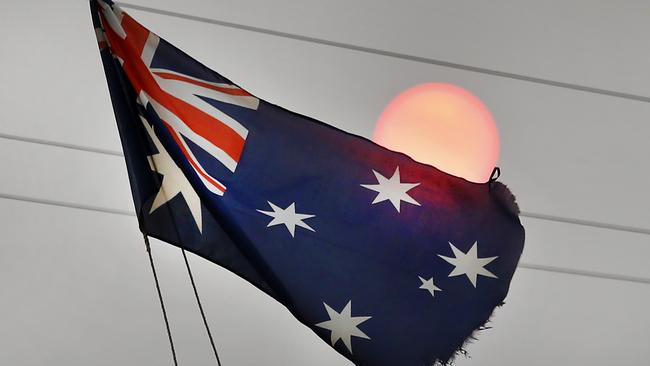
[
  {"x1": 118, "y1": 2, "x2": 650, "y2": 104},
  {"x1": 1, "y1": 192, "x2": 648, "y2": 285},
  {"x1": 1, "y1": 132, "x2": 648, "y2": 237}
]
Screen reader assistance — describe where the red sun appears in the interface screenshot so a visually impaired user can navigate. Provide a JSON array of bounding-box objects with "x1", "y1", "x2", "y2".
[{"x1": 373, "y1": 83, "x2": 499, "y2": 183}]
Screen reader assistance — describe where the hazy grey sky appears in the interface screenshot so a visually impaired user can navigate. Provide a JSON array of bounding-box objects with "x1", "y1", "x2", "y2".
[{"x1": 1, "y1": 1, "x2": 649, "y2": 365}]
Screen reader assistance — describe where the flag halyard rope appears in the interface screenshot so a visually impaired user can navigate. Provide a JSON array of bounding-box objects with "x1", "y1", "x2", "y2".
[
  {"x1": 181, "y1": 249, "x2": 223, "y2": 366},
  {"x1": 143, "y1": 234, "x2": 179, "y2": 366}
]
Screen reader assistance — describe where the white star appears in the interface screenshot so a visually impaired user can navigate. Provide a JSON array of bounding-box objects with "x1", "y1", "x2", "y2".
[
  {"x1": 418, "y1": 276, "x2": 443, "y2": 297},
  {"x1": 142, "y1": 118, "x2": 203, "y2": 232},
  {"x1": 316, "y1": 301, "x2": 371, "y2": 354},
  {"x1": 360, "y1": 167, "x2": 420, "y2": 212},
  {"x1": 438, "y1": 242, "x2": 498, "y2": 287},
  {"x1": 257, "y1": 201, "x2": 315, "y2": 237}
]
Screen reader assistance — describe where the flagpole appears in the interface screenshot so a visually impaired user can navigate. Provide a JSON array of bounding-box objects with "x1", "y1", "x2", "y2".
[{"x1": 143, "y1": 234, "x2": 179, "y2": 366}]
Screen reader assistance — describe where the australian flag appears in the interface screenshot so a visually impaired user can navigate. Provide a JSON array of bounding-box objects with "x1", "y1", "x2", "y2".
[{"x1": 90, "y1": 1, "x2": 525, "y2": 365}]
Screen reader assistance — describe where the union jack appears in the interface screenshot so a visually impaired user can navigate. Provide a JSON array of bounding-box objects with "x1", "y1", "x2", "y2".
[{"x1": 95, "y1": 0, "x2": 259, "y2": 195}]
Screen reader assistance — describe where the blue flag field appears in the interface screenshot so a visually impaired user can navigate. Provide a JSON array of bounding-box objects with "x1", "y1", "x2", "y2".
[{"x1": 90, "y1": 1, "x2": 525, "y2": 364}]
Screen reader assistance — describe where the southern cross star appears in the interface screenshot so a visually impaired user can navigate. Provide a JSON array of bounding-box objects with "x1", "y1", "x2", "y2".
[
  {"x1": 438, "y1": 241, "x2": 498, "y2": 287},
  {"x1": 360, "y1": 167, "x2": 420, "y2": 212},
  {"x1": 316, "y1": 301, "x2": 371, "y2": 354},
  {"x1": 143, "y1": 118, "x2": 203, "y2": 232},
  {"x1": 257, "y1": 201, "x2": 315, "y2": 237},
  {"x1": 418, "y1": 276, "x2": 443, "y2": 297}
]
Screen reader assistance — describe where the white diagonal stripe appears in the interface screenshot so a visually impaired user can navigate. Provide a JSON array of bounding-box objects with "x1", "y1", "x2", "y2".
[
  {"x1": 141, "y1": 32, "x2": 160, "y2": 67},
  {"x1": 153, "y1": 75, "x2": 251, "y2": 139},
  {"x1": 98, "y1": 0, "x2": 126, "y2": 39},
  {"x1": 141, "y1": 91, "x2": 238, "y2": 173},
  {"x1": 151, "y1": 68, "x2": 260, "y2": 110}
]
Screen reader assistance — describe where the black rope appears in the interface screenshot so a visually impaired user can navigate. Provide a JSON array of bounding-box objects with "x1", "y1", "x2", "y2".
[
  {"x1": 181, "y1": 249, "x2": 223, "y2": 366},
  {"x1": 143, "y1": 234, "x2": 179, "y2": 366},
  {"x1": 488, "y1": 166, "x2": 501, "y2": 191}
]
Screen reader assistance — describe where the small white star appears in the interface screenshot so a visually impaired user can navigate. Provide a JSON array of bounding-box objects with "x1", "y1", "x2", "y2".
[
  {"x1": 316, "y1": 301, "x2": 371, "y2": 354},
  {"x1": 438, "y1": 242, "x2": 498, "y2": 287},
  {"x1": 418, "y1": 276, "x2": 443, "y2": 297},
  {"x1": 360, "y1": 167, "x2": 420, "y2": 212},
  {"x1": 142, "y1": 117, "x2": 203, "y2": 232},
  {"x1": 257, "y1": 201, "x2": 315, "y2": 237}
]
